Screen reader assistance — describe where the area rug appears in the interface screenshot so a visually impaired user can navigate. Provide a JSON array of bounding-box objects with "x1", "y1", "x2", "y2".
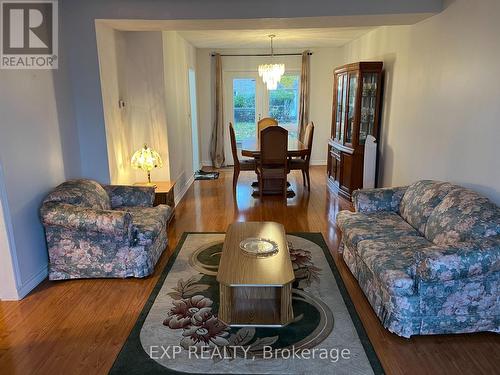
[
  {"x1": 110, "y1": 233, "x2": 383, "y2": 374},
  {"x1": 194, "y1": 170, "x2": 219, "y2": 180}
]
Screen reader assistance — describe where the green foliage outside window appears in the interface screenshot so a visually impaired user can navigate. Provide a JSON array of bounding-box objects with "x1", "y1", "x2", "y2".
[{"x1": 232, "y1": 75, "x2": 299, "y2": 140}]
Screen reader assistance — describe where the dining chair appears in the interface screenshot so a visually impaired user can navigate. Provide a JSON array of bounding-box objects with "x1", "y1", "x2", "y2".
[
  {"x1": 257, "y1": 117, "x2": 278, "y2": 138},
  {"x1": 229, "y1": 123, "x2": 256, "y2": 192},
  {"x1": 249, "y1": 117, "x2": 277, "y2": 187},
  {"x1": 257, "y1": 126, "x2": 288, "y2": 201},
  {"x1": 289, "y1": 122, "x2": 314, "y2": 190}
]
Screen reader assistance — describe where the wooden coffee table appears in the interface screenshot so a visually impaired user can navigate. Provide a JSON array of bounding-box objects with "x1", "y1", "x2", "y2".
[{"x1": 217, "y1": 222, "x2": 295, "y2": 327}]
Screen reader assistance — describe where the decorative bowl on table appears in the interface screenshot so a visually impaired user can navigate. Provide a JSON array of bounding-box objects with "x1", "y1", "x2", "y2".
[{"x1": 239, "y1": 237, "x2": 279, "y2": 257}]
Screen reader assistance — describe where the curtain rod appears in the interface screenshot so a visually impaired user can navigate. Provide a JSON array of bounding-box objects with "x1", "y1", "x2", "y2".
[{"x1": 211, "y1": 52, "x2": 313, "y2": 57}]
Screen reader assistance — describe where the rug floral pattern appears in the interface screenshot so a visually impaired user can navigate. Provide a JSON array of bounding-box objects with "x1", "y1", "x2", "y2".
[
  {"x1": 138, "y1": 234, "x2": 378, "y2": 374},
  {"x1": 161, "y1": 241, "x2": 324, "y2": 355}
]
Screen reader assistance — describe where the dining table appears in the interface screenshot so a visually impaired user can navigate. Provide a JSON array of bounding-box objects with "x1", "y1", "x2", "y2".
[
  {"x1": 241, "y1": 137, "x2": 308, "y2": 197},
  {"x1": 241, "y1": 137, "x2": 308, "y2": 159}
]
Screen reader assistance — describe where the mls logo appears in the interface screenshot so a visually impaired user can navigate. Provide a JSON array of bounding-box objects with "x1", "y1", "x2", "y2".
[{"x1": 1, "y1": 0, "x2": 58, "y2": 69}]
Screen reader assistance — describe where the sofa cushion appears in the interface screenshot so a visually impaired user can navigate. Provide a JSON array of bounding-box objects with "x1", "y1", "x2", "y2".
[
  {"x1": 43, "y1": 179, "x2": 111, "y2": 210},
  {"x1": 416, "y1": 236, "x2": 500, "y2": 283},
  {"x1": 399, "y1": 180, "x2": 457, "y2": 234},
  {"x1": 104, "y1": 185, "x2": 155, "y2": 208},
  {"x1": 425, "y1": 188, "x2": 500, "y2": 245},
  {"x1": 352, "y1": 186, "x2": 408, "y2": 213},
  {"x1": 337, "y1": 210, "x2": 421, "y2": 249},
  {"x1": 356, "y1": 236, "x2": 433, "y2": 296},
  {"x1": 117, "y1": 205, "x2": 172, "y2": 247}
]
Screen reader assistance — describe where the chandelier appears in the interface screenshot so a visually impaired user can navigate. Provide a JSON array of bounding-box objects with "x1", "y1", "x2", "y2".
[{"x1": 258, "y1": 35, "x2": 285, "y2": 90}]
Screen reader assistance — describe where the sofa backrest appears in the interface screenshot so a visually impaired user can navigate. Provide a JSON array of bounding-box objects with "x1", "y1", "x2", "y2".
[
  {"x1": 424, "y1": 187, "x2": 500, "y2": 245},
  {"x1": 42, "y1": 179, "x2": 111, "y2": 210},
  {"x1": 399, "y1": 180, "x2": 457, "y2": 234}
]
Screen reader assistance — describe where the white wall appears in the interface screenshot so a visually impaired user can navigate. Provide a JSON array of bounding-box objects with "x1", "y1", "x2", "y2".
[
  {"x1": 125, "y1": 32, "x2": 171, "y2": 183},
  {"x1": 0, "y1": 162, "x2": 19, "y2": 300},
  {"x1": 342, "y1": 0, "x2": 500, "y2": 204},
  {"x1": 96, "y1": 24, "x2": 131, "y2": 184},
  {"x1": 196, "y1": 48, "x2": 213, "y2": 166},
  {"x1": 196, "y1": 47, "x2": 344, "y2": 166},
  {"x1": 97, "y1": 29, "x2": 196, "y2": 201},
  {"x1": 97, "y1": 28, "x2": 171, "y2": 184},
  {"x1": 0, "y1": 25, "x2": 80, "y2": 299},
  {"x1": 162, "y1": 31, "x2": 197, "y2": 200},
  {"x1": 0, "y1": 70, "x2": 76, "y2": 299}
]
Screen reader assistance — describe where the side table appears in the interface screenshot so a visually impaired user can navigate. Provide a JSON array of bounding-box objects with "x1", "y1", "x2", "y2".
[{"x1": 134, "y1": 181, "x2": 176, "y2": 220}]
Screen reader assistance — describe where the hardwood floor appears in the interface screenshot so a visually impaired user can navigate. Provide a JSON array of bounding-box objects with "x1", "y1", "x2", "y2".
[{"x1": 0, "y1": 166, "x2": 498, "y2": 374}]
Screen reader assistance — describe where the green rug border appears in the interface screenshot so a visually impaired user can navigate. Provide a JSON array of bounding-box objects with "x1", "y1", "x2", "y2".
[{"x1": 109, "y1": 232, "x2": 384, "y2": 375}]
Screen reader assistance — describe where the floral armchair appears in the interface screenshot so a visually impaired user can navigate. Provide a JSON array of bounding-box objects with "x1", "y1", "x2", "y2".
[
  {"x1": 40, "y1": 179, "x2": 172, "y2": 280},
  {"x1": 337, "y1": 180, "x2": 499, "y2": 337}
]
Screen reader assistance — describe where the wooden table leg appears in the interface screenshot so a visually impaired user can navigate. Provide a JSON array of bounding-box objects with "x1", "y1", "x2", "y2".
[
  {"x1": 218, "y1": 283, "x2": 232, "y2": 325},
  {"x1": 280, "y1": 282, "x2": 294, "y2": 326},
  {"x1": 219, "y1": 284, "x2": 294, "y2": 327}
]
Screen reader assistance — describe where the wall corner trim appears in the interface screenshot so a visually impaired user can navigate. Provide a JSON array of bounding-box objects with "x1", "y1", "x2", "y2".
[
  {"x1": 174, "y1": 174, "x2": 195, "y2": 206},
  {"x1": 16, "y1": 265, "x2": 48, "y2": 300}
]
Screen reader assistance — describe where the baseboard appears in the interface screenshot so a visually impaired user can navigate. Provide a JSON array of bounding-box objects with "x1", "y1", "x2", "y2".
[
  {"x1": 310, "y1": 160, "x2": 327, "y2": 166},
  {"x1": 201, "y1": 160, "x2": 213, "y2": 167},
  {"x1": 13, "y1": 264, "x2": 48, "y2": 300},
  {"x1": 174, "y1": 174, "x2": 194, "y2": 206}
]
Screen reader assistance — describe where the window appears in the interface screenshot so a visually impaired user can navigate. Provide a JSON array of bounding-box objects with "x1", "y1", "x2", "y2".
[
  {"x1": 233, "y1": 78, "x2": 256, "y2": 143},
  {"x1": 268, "y1": 74, "x2": 300, "y2": 138}
]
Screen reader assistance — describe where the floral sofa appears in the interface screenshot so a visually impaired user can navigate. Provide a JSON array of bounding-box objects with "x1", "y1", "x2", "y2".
[
  {"x1": 337, "y1": 180, "x2": 499, "y2": 337},
  {"x1": 40, "y1": 179, "x2": 172, "y2": 280}
]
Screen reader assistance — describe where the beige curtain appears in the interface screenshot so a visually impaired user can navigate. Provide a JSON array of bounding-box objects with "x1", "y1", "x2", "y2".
[
  {"x1": 210, "y1": 53, "x2": 225, "y2": 168},
  {"x1": 298, "y1": 51, "x2": 310, "y2": 142}
]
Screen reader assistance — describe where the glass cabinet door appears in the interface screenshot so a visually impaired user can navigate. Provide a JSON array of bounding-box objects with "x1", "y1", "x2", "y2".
[
  {"x1": 359, "y1": 73, "x2": 379, "y2": 144},
  {"x1": 334, "y1": 74, "x2": 344, "y2": 141},
  {"x1": 339, "y1": 73, "x2": 347, "y2": 143},
  {"x1": 345, "y1": 73, "x2": 358, "y2": 144}
]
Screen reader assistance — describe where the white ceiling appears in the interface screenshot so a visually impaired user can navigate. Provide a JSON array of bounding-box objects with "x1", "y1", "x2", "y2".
[{"x1": 177, "y1": 27, "x2": 375, "y2": 49}]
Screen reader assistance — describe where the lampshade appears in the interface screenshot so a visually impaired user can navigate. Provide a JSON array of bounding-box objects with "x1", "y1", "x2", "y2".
[{"x1": 131, "y1": 144, "x2": 163, "y2": 183}]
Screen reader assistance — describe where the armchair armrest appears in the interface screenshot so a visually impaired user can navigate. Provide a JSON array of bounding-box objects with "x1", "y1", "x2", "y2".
[
  {"x1": 416, "y1": 236, "x2": 500, "y2": 283},
  {"x1": 352, "y1": 186, "x2": 408, "y2": 213},
  {"x1": 41, "y1": 203, "x2": 132, "y2": 236},
  {"x1": 103, "y1": 185, "x2": 155, "y2": 208}
]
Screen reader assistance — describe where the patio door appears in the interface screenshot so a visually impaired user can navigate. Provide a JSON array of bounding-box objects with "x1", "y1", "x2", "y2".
[
  {"x1": 223, "y1": 72, "x2": 267, "y2": 165},
  {"x1": 223, "y1": 71, "x2": 300, "y2": 165}
]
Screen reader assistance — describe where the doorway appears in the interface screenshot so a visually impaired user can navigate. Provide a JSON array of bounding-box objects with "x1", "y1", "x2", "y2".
[
  {"x1": 188, "y1": 68, "x2": 200, "y2": 172},
  {"x1": 223, "y1": 71, "x2": 301, "y2": 164}
]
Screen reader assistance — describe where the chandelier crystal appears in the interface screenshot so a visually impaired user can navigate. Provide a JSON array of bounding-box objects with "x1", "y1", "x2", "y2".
[
  {"x1": 258, "y1": 63, "x2": 285, "y2": 90},
  {"x1": 258, "y1": 35, "x2": 285, "y2": 90}
]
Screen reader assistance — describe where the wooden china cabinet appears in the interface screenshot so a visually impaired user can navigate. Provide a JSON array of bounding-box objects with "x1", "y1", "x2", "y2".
[{"x1": 327, "y1": 61, "x2": 383, "y2": 200}]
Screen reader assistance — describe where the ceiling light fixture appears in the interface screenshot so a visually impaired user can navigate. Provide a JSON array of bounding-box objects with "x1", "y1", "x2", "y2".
[{"x1": 258, "y1": 34, "x2": 285, "y2": 91}]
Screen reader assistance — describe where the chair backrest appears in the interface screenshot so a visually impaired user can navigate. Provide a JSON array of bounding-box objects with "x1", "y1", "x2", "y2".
[
  {"x1": 229, "y1": 123, "x2": 240, "y2": 168},
  {"x1": 260, "y1": 126, "x2": 288, "y2": 168},
  {"x1": 303, "y1": 122, "x2": 315, "y2": 163},
  {"x1": 258, "y1": 117, "x2": 278, "y2": 135}
]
